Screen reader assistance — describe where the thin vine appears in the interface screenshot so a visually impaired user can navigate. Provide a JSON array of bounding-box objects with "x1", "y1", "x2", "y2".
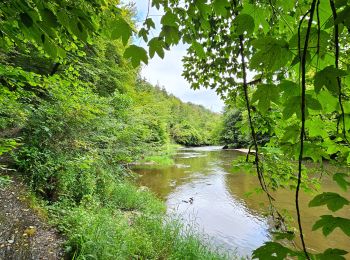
[
  {"x1": 297, "y1": 0, "x2": 317, "y2": 259},
  {"x1": 330, "y1": 0, "x2": 349, "y2": 144}
]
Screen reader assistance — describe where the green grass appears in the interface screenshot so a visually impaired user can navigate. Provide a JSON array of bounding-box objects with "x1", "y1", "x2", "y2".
[
  {"x1": 49, "y1": 180, "x2": 231, "y2": 260},
  {"x1": 140, "y1": 155, "x2": 175, "y2": 166},
  {"x1": 0, "y1": 174, "x2": 12, "y2": 188},
  {"x1": 138, "y1": 143, "x2": 181, "y2": 166}
]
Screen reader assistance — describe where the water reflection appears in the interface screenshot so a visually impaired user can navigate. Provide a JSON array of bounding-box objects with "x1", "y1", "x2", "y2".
[{"x1": 135, "y1": 146, "x2": 350, "y2": 257}]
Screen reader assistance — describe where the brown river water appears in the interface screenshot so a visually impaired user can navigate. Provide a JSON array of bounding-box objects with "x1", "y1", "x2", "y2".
[{"x1": 133, "y1": 146, "x2": 350, "y2": 258}]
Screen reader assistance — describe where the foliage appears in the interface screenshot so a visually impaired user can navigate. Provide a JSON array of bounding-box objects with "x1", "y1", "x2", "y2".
[
  {"x1": 50, "y1": 183, "x2": 227, "y2": 259},
  {"x1": 4, "y1": 0, "x2": 350, "y2": 258},
  {"x1": 218, "y1": 108, "x2": 249, "y2": 148},
  {"x1": 0, "y1": 1, "x2": 224, "y2": 259},
  {"x1": 133, "y1": 0, "x2": 350, "y2": 259}
]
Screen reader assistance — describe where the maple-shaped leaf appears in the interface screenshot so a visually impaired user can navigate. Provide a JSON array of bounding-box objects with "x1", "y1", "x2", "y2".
[
  {"x1": 111, "y1": 17, "x2": 133, "y2": 45},
  {"x1": 250, "y1": 37, "x2": 292, "y2": 72},
  {"x1": 124, "y1": 45, "x2": 148, "y2": 67},
  {"x1": 313, "y1": 215, "x2": 350, "y2": 236},
  {"x1": 191, "y1": 41, "x2": 206, "y2": 59},
  {"x1": 272, "y1": 231, "x2": 295, "y2": 241},
  {"x1": 309, "y1": 192, "x2": 349, "y2": 212},
  {"x1": 251, "y1": 84, "x2": 280, "y2": 114},
  {"x1": 314, "y1": 66, "x2": 348, "y2": 95},
  {"x1": 282, "y1": 96, "x2": 301, "y2": 119},
  {"x1": 161, "y1": 11, "x2": 177, "y2": 26},
  {"x1": 148, "y1": 37, "x2": 165, "y2": 59},
  {"x1": 252, "y1": 242, "x2": 293, "y2": 259},
  {"x1": 213, "y1": 0, "x2": 230, "y2": 17},
  {"x1": 160, "y1": 25, "x2": 180, "y2": 45},
  {"x1": 144, "y1": 18, "x2": 155, "y2": 29},
  {"x1": 315, "y1": 248, "x2": 348, "y2": 260}
]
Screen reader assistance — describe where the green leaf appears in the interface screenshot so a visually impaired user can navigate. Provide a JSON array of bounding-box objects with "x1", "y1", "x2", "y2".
[
  {"x1": 281, "y1": 124, "x2": 300, "y2": 143},
  {"x1": 232, "y1": 14, "x2": 255, "y2": 35},
  {"x1": 124, "y1": 45, "x2": 148, "y2": 67},
  {"x1": 42, "y1": 37, "x2": 57, "y2": 59},
  {"x1": 317, "y1": 90, "x2": 339, "y2": 113},
  {"x1": 196, "y1": 2, "x2": 211, "y2": 18},
  {"x1": 333, "y1": 173, "x2": 350, "y2": 191},
  {"x1": 160, "y1": 25, "x2": 180, "y2": 45},
  {"x1": 309, "y1": 192, "x2": 349, "y2": 212},
  {"x1": 241, "y1": 2, "x2": 270, "y2": 33},
  {"x1": 161, "y1": 11, "x2": 177, "y2": 26},
  {"x1": 144, "y1": 18, "x2": 155, "y2": 29},
  {"x1": 148, "y1": 38, "x2": 165, "y2": 59},
  {"x1": 304, "y1": 142, "x2": 326, "y2": 162},
  {"x1": 314, "y1": 66, "x2": 348, "y2": 94},
  {"x1": 250, "y1": 37, "x2": 292, "y2": 72},
  {"x1": 110, "y1": 17, "x2": 133, "y2": 45},
  {"x1": 306, "y1": 118, "x2": 328, "y2": 138},
  {"x1": 289, "y1": 28, "x2": 330, "y2": 57},
  {"x1": 251, "y1": 84, "x2": 280, "y2": 114},
  {"x1": 313, "y1": 215, "x2": 350, "y2": 236},
  {"x1": 152, "y1": 0, "x2": 161, "y2": 9},
  {"x1": 316, "y1": 248, "x2": 348, "y2": 260},
  {"x1": 20, "y1": 12, "x2": 33, "y2": 28},
  {"x1": 40, "y1": 8, "x2": 59, "y2": 28},
  {"x1": 282, "y1": 96, "x2": 301, "y2": 119},
  {"x1": 335, "y1": 6, "x2": 350, "y2": 26},
  {"x1": 272, "y1": 231, "x2": 295, "y2": 241},
  {"x1": 279, "y1": 80, "x2": 300, "y2": 99},
  {"x1": 306, "y1": 94, "x2": 322, "y2": 110},
  {"x1": 252, "y1": 242, "x2": 293, "y2": 259},
  {"x1": 138, "y1": 28, "x2": 148, "y2": 42},
  {"x1": 192, "y1": 42, "x2": 206, "y2": 59},
  {"x1": 56, "y1": 9, "x2": 71, "y2": 32},
  {"x1": 213, "y1": 0, "x2": 230, "y2": 17}
]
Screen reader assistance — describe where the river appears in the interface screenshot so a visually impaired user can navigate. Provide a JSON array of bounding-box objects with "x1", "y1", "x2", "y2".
[{"x1": 133, "y1": 146, "x2": 350, "y2": 258}]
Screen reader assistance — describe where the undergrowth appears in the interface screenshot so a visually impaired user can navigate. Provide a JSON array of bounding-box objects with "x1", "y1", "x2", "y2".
[{"x1": 48, "y1": 181, "x2": 229, "y2": 260}]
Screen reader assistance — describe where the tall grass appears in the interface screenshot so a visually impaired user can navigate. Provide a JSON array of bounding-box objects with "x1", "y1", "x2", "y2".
[{"x1": 50, "y1": 181, "x2": 231, "y2": 259}]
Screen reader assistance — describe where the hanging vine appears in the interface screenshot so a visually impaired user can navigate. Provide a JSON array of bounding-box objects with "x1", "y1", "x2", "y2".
[{"x1": 296, "y1": 1, "x2": 317, "y2": 259}]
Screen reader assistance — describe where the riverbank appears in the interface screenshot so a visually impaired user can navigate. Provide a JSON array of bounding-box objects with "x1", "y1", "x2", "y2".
[
  {"x1": 135, "y1": 146, "x2": 350, "y2": 257},
  {"x1": 133, "y1": 143, "x2": 181, "y2": 166},
  {"x1": 1, "y1": 170, "x2": 229, "y2": 259}
]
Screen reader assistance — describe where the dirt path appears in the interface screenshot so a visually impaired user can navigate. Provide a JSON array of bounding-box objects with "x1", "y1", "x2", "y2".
[{"x1": 0, "y1": 177, "x2": 64, "y2": 260}]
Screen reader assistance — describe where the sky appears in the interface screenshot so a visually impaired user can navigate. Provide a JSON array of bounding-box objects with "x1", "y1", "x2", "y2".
[{"x1": 128, "y1": 0, "x2": 224, "y2": 113}]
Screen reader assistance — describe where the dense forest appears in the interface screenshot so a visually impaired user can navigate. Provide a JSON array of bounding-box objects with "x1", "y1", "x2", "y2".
[
  {"x1": 1, "y1": 0, "x2": 350, "y2": 259},
  {"x1": 0, "y1": 1, "x2": 223, "y2": 259}
]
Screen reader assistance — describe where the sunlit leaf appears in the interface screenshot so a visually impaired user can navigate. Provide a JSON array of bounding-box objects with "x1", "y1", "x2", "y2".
[
  {"x1": 124, "y1": 45, "x2": 148, "y2": 67},
  {"x1": 148, "y1": 37, "x2": 165, "y2": 59},
  {"x1": 232, "y1": 14, "x2": 255, "y2": 35},
  {"x1": 192, "y1": 42, "x2": 206, "y2": 59},
  {"x1": 110, "y1": 17, "x2": 133, "y2": 45}
]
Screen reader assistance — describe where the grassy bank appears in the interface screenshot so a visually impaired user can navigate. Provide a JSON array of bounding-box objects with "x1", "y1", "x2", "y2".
[
  {"x1": 47, "y1": 180, "x2": 228, "y2": 259},
  {"x1": 137, "y1": 143, "x2": 181, "y2": 166}
]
